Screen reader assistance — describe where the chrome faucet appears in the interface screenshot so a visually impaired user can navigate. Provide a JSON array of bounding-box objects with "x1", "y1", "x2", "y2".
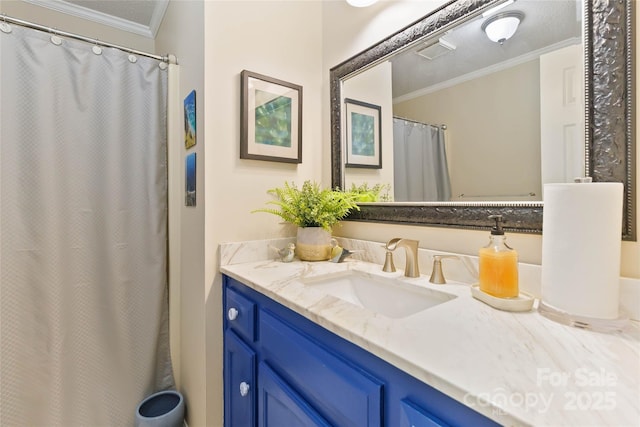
[{"x1": 385, "y1": 238, "x2": 420, "y2": 278}]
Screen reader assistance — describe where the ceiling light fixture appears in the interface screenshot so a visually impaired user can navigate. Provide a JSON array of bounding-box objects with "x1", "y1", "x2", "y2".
[
  {"x1": 346, "y1": 0, "x2": 379, "y2": 7},
  {"x1": 481, "y1": 11, "x2": 524, "y2": 45}
]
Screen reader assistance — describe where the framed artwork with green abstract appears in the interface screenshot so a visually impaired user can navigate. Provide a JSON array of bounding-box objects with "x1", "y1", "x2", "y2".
[
  {"x1": 240, "y1": 70, "x2": 302, "y2": 163},
  {"x1": 344, "y1": 98, "x2": 381, "y2": 169}
]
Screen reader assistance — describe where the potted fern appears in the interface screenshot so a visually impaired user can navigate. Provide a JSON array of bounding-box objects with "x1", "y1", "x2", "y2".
[{"x1": 253, "y1": 180, "x2": 359, "y2": 260}]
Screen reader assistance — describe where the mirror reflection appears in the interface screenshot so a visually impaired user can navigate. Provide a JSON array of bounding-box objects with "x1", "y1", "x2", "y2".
[{"x1": 342, "y1": 0, "x2": 583, "y2": 202}]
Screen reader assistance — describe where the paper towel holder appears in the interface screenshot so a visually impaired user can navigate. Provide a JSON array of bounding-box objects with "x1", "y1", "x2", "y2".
[
  {"x1": 538, "y1": 301, "x2": 629, "y2": 333},
  {"x1": 540, "y1": 181, "x2": 629, "y2": 334}
]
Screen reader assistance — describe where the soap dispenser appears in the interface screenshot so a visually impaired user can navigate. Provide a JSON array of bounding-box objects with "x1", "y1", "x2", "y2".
[{"x1": 479, "y1": 215, "x2": 519, "y2": 298}]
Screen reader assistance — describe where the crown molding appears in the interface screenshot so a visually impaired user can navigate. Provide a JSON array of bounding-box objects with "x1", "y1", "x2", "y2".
[
  {"x1": 20, "y1": 0, "x2": 168, "y2": 39},
  {"x1": 147, "y1": 0, "x2": 169, "y2": 38}
]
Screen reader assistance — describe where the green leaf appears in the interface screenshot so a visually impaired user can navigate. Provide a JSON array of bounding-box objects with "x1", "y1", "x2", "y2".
[{"x1": 252, "y1": 180, "x2": 360, "y2": 231}]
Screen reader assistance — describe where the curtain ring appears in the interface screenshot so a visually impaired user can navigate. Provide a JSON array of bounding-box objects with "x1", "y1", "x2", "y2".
[
  {"x1": 50, "y1": 28, "x2": 62, "y2": 45},
  {"x1": 92, "y1": 39, "x2": 103, "y2": 55},
  {"x1": 0, "y1": 14, "x2": 12, "y2": 34}
]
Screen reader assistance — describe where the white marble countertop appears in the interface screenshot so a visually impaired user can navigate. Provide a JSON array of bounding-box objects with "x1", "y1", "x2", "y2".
[{"x1": 220, "y1": 240, "x2": 640, "y2": 427}]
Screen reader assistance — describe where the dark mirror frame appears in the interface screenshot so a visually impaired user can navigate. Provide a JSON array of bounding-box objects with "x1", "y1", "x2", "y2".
[{"x1": 330, "y1": 0, "x2": 636, "y2": 241}]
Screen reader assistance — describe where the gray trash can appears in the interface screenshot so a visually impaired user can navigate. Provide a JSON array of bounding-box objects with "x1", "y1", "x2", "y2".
[{"x1": 135, "y1": 390, "x2": 184, "y2": 427}]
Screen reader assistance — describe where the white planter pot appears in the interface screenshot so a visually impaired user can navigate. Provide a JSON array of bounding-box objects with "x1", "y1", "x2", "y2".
[{"x1": 296, "y1": 227, "x2": 332, "y2": 261}]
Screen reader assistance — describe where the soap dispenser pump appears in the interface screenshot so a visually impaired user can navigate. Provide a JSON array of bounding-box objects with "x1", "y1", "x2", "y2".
[{"x1": 478, "y1": 215, "x2": 519, "y2": 298}]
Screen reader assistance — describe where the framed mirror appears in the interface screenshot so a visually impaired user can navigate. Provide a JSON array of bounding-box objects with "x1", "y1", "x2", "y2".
[{"x1": 330, "y1": 0, "x2": 635, "y2": 240}]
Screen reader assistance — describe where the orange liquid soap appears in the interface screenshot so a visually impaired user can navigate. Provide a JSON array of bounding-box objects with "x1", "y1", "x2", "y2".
[
  {"x1": 478, "y1": 215, "x2": 519, "y2": 298},
  {"x1": 478, "y1": 247, "x2": 519, "y2": 298}
]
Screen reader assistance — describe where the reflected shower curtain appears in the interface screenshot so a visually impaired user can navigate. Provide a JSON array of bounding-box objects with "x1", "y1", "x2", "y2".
[
  {"x1": 393, "y1": 118, "x2": 451, "y2": 202},
  {"x1": 0, "y1": 25, "x2": 173, "y2": 425}
]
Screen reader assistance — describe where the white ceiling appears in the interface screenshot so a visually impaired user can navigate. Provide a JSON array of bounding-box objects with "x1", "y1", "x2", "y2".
[
  {"x1": 390, "y1": 0, "x2": 582, "y2": 99},
  {"x1": 20, "y1": 0, "x2": 168, "y2": 38}
]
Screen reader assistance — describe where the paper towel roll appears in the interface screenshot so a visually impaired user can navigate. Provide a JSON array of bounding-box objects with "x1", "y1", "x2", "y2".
[{"x1": 541, "y1": 182, "x2": 623, "y2": 319}]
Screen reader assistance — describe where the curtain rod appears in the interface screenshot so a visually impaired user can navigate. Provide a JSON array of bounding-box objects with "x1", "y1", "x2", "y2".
[
  {"x1": 393, "y1": 115, "x2": 447, "y2": 130},
  {"x1": 1, "y1": 14, "x2": 176, "y2": 64},
  {"x1": 457, "y1": 192, "x2": 537, "y2": 198}
]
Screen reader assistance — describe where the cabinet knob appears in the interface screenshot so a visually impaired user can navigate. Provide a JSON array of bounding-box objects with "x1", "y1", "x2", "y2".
[
  {"x1": 239, "y1": 381, "x2": 250, "y2": 397},
  {"x1": 227, "y1": 307, "x2": 239, "y2": 321}
]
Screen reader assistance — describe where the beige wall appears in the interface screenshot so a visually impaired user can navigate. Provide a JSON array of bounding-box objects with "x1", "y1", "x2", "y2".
[
  {"x1": 161, "y1": 1, "x2": 323, "y2": 425},
  {"x1": 203, "y1": 1, "x2": 324, "y2": 425},
  {"x1": 155, "y1": 2, "x2": 207, "y2": 426},
  {"x1": 394, "y1": 60, "x2": 541, "y2": 200}
]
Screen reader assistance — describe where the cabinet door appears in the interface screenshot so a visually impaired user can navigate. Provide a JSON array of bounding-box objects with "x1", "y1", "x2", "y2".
[
  {"x1": 260, "y1": 309, "x2": 383, "y2": 427},
  {"x1": 224, "y1": 330, "x2": 256, "y2": 427},
  {"x1": 258, "y1": 362, "x2": 332, "y2": 427},
  {"x1": 399, "y1": 399, "x2": 450, "y2": 427},
  {"x1": 225, "y1": 286, "x2": 256, "y2": 342}
]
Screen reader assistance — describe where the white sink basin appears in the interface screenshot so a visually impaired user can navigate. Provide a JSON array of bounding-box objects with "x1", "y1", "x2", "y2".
[{"x1": 302, "y1": 270, "x2": 456, "y2": 319}]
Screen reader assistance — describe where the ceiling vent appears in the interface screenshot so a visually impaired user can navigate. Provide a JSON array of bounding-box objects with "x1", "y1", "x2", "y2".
[{"x1": 417, "y1": 38, "x2": 456, "y2": 60}]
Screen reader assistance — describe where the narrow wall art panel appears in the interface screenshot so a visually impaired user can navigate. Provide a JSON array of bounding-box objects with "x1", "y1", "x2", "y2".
[
  {"x1": 184, "y1": 90, "x2": 196, "y2": 149},
  {"x1": 185, "y1": 152, "x2": 196, "y2": 206}
]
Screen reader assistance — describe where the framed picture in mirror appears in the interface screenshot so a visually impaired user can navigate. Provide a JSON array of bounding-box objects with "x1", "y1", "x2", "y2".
[
  {"x1": 345, "y1": 98, "x2": 382, "y2": 169},
  {"x1": 240, "y1": 70, "x2": 302, "y2": 163}
]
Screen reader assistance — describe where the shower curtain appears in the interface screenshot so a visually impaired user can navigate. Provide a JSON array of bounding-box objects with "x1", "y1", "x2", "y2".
[
  {"x1": 393, "y1": 118, "x2": 452, "y2": 202},
  {"x1": 0, "y1": 24, "x2": 173, "y2": 426}
]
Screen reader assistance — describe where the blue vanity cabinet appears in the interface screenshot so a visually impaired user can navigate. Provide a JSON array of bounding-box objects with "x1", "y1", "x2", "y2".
[{"x1": 223, "y1": 274, "x2": 499, "y2": 427}]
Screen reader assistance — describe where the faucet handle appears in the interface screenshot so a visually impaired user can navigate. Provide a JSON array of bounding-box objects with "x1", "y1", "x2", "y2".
[
  {"x1": 382, "y1": 250, "x2": 396, "y2": 272},
  {"x1": 385, "y1": 238, "x2": 401, "y2": 251},
  {"x1": 429, "y1": 255, "x2": 460, "y2": 284}
]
